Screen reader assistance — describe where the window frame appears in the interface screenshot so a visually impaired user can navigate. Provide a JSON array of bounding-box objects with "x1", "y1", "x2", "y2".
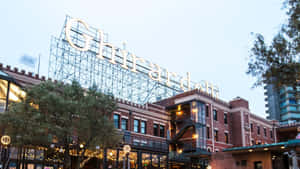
[
  {"x1": 206, "y1": 127, "x2": 210, "y2": 139},
  {"x1": 205, "y1": 105, "x2": 209, "y2": 117},
  {"x1": 160, "y1": 125, "x2": 165, "y2": 137},
  {"x1": 263, "y1": 128, "x2": 267, "y2": 137},
  {"x1": 214, "y1": 130, "x2": 218, "y2": 142},
  {"x1": 134, "y1": 119, "x2": 140, "y2": 133},
  {"x1": 140, "y1": 121, "x2": 147, "y2": 134},
  {"x1": 224, "y1": 113, "x2": 228, "y2": 124},
  {"x1": 213, "y1": 109, "x2": 218, "y2": 121},
  {"x1": 113, "y1": 114, "x2": 120, "y2": 129},
  {"x1": 225, "y1": 132, "x2": 229, "y2": 144},
  {"x1": 153, "y1": 124, "x2": 159, "y2": 136},
  {"x1": 121, "y1": 118, "x2": 128, "y2": 130}
]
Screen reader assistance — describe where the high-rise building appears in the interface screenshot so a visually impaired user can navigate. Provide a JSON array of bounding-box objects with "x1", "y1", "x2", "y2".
[{"x1": 265, "y1": 83, "x2": 300, "y2": 124}]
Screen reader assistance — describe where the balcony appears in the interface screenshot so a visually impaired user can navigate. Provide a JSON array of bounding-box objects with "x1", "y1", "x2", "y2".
[
  {"x1": 168, "y1": 151, "x2": 190, "y2": 162},
  {"x1": 123, "y1": 131, "x2": 168, "y2": 152}
]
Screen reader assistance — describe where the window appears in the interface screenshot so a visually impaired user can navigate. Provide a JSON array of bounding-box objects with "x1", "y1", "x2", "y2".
[
  {"x1": 35, "y1": 150, "x2": 44, "y2": 160},
  {"x1": 289, "y1": 98, "x2": 296, "y2": 104},
  {"x1": 160, "y1": 125, "x2": 165, "y2": 137},
  {"x1": 250, "y1": 123, "x2": 253, "y2": 132},
  {"x1": 214, "y1": 130, "x2": 218, "y2": 142},
  {"x1": 142, "y1": 153, "x2": 151, "y2": 168},
  {"x1": 257, "y1": 126, "x2": 260, "y2": 135},
  {"x1": 141, "y1": 121, "x2": 146, "y2": 134},
  {"x1": 153, "y1": 124, "x2": 159, "y2": 136},
  {"x1": 225, "y1": 133, "x2": 229, "y2": 144},
  {"x1": 264, "y1": 128, "x2": 267, "y2": 137},
  {"x1": 206, "y1": 105, "x2": 209, "y2": 117},
  {"x1": 270, "y1": 130, "x2": 273, "y2": 138},
  {"x1": 10, "y1": 147, "x2": 18, "y2": 159},
  {"x1": 0, "y1": 79, "x2": 8, "y2": 113},
  {"x1": 152, "y1": 154, "x2": 159, "y2": 167},
  {"x1": 160, "y1": 155, "x2": 167, "y2": 168},
  {"x1": 134, "y1": 119, "x2": 139, "y2": 133},
  {"x1": 213, "y1": 109, "x2": 218, "y2": 121},
  {"x1": 25, "y1": 149, "x2": 35, "y2": 160},
  {"x1": 241, "y1": 160, "x2": 247, "y2": 166},
  {"x1": 121, "y1": 118, "x2": 128, "y2": 130},
  {"x1": 206, "y1": 127, "x2": 210, "y2": 139},
  {"x1": 224, "y1": 113, "x2": 228, "y2": 124},
  {"x1": 254, "y1": 161, "x2": 262, "y2": 169},
  {"x1": 113, "y1": 114, "x2": 120, "y2": 129}
]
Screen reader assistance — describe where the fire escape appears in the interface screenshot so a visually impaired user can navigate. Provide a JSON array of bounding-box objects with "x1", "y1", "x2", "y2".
[{"x1": 168, "y1": 101, "x2": 210, "y2": 168}]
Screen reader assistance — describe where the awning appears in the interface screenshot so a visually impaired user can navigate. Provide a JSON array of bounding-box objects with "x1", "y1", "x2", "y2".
[
  {"x1": 223, "y1": 139, "x2": 300, "y2": 152},
  {"x1": 0, "y1": 70, "x2": 18, "y2": 84}
]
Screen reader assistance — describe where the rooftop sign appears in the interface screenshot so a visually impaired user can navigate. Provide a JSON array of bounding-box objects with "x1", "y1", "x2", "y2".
[{"x1": 64, "y1": 17, "x2": 220, "y2": 98}]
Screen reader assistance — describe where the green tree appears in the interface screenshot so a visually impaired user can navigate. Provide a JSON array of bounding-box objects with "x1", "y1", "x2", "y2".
[
  {"x1": 0, "y1": 81, "x2": 121, "y2": 169},
  {"x1": 247, "y1": 0, "x2": 299, "y2": 88}
]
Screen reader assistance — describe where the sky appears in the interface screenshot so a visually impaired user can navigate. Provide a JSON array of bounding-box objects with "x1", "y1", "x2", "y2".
[{"x1": 0, "y1": 0, "x2": 287, "y2": 117}]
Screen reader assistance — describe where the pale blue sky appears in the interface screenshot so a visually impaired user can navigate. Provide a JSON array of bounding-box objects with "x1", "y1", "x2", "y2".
[{"x1": 0, "y1": 0, "x2": 286, "y2": 117}]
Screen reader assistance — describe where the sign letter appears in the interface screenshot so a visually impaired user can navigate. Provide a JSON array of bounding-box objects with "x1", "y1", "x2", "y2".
[
  {"x1": 180, "y1": 72, "x2": 191, "y2": 91},
  {"x1": 131, "y1": 54, "x2": 145, "y2": 72},
  {"x1": 149, "y1": 63, "x2": 162, "y2": 81},
  {"x1": 65, "y1": 18, "x2": 92, "y2": 51}
]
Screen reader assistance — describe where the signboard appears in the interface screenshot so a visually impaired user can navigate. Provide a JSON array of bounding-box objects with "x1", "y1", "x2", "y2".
[
  {"x1": 1, "y1": 135, "x2": 11, "y2": 146},
  {"x1": 49, "y1": 16, "x2": 220, "y2": 104}
]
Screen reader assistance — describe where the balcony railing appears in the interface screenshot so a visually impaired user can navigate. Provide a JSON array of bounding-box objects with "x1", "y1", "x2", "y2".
[
  {"x1": 168, "y1": 151, "x2": 189, "y2": 162},
  {"x1": 183, "y1": 142, "x2": 196, "y2": 152},
  {"x1": 123, "y1": 131, "x2": 168, "y2": 152}
]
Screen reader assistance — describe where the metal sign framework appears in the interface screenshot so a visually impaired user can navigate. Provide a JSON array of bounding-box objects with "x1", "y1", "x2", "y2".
[{"x1": 48, "y1": 16, "x2": 217, "y2": 104}]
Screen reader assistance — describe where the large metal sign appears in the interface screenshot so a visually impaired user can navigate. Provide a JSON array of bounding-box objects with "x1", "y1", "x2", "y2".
[{"x1": 48, "y1": 16, "x2": 220, "y2": 104}]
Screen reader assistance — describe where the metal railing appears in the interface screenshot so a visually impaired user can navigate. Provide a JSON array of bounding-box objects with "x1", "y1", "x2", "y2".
[
  {"x1": 168, "y1": 151, "x2": 189, "y2": 162},
  {"x1": 123, "y1": 131, "x2": 168, "y2": 152}
]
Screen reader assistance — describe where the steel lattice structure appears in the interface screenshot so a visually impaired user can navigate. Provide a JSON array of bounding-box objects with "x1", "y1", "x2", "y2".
[{"x1": 49, "y1": 16, "x2": 214, "y2": 104}]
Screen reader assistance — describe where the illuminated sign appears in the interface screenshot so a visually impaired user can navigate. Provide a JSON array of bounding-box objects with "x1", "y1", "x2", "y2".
[
  {"x1": 1, "y1": 135, "x2": 11, "y2": 146},
  {"x1": 65, "y1": 17, "x2": 219, "y2": 98}
]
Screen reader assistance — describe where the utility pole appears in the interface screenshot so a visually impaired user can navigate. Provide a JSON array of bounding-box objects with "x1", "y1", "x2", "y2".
[{"x1": 37, "y1": 54, "x2": 41, "y2": 75}]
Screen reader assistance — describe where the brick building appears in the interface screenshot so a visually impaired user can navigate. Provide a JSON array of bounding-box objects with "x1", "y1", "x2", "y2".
[{"x1": 1, "y1": 63, "x2": 298, "y2": 169}]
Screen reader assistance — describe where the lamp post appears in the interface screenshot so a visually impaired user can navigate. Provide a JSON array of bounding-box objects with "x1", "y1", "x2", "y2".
[
  {"x1": 1, "y1": 135, "x2": 11, "y2": 169},
  {"x1": 123, "y1": 145, "x2": 131, "y2": 169},
  {"x1": 95, "y1": 146, "x2": 100, "y2": 169}
]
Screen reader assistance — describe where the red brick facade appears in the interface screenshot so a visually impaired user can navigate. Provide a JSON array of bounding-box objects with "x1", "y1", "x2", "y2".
[
  {"x1": 155, "y1": 89, "x2": 278, "y2": 153},
  {"x1": 1, "y1": 63, "x2": 284, "y2": 168},
  {"x1": 1, "y1": 63, "x2": 278, "y2": 150}
]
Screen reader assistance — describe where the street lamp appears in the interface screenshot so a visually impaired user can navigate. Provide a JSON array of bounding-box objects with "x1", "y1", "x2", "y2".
[
  {"x1": 79, "y1": 144, "x2": 84, "y2": 149},
  {"x1": 1, "y1": 135, "x2": 11, "y2": 169},
  {"x1": 192, "y1": 134, "x2": 198, "y2": 139},
  {"x1": 123, "y1": 145, "x2": 131, "y2": 169}
]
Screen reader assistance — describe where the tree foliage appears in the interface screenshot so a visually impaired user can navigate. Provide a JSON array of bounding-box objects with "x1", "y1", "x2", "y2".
[
  {"x1": 0, "y1": 81, "x2": 121, "y2": 169},
  {"x1": 247, "y1": 0, "x2": 300, "y2": 88}
]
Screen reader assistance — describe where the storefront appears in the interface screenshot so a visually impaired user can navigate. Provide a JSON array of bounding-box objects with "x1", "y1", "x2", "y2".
[
  {"x1": 0, "y1": 147, "x2": 168, "y2": 169},
  {"x1": 104, "y1": 148, "x2": 167, "y2": 169},
  {"x1": 0, "y1": 146, "x2": 64, "y2": 169},
  {"x1": 218, "y1": 139, "x2": 300, "y2": 169}
]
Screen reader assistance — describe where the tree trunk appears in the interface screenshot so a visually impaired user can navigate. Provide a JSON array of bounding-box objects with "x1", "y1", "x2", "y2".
[
  {"x1": 64, "y1": 146, "x2": 71, "y2": 169},
  {"x1": 75, "y1": 156, "x2": 81, "y2": 169},
  {"x1": 22, "y1": 147, "x2": 25, "y2": 169}
]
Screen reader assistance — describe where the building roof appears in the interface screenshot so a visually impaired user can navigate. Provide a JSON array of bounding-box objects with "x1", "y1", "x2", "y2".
[
  {"x1": 223, "y1": 139, "x2": 300, "y2": 152},
  {"x1": 0, "y1": 70, "x2": 18, "y2": 84}
]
